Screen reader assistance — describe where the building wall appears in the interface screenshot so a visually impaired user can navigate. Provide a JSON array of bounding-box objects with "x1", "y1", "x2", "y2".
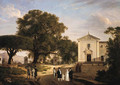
[
  {"x1": 0, "y1": 56, "x2": 2, "y2": 64},
  {"x1": 77, "y1": 33, "x2": 108, "y2": 62},
  {"x1": 78, "y1": 40, "x2": 107, "y2": 62},
  {"x1": 99, "y1": 42, "x2": 107, "y2": 61},
  {"x1": 78, "y1": 37, "x2": 99, "y2": 62}
]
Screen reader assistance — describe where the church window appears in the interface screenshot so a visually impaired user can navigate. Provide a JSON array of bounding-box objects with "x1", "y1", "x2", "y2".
[
  {"x1": 87, "y1": 44, "x2": 90, "y2": 49},
  {"x1": 101, "y1": 45, "x2": 103, "y2": 48}
]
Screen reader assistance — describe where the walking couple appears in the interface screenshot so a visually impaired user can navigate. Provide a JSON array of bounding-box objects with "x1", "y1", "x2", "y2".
[
  {"x1": 65, "y1": 68, "x2": 73, "y2": 82},
  {"x1": 53, "y1": 67, "x2": 73, "y2": 82}
]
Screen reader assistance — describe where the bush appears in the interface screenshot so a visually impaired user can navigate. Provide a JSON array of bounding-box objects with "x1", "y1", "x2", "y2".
[
  {"x1": 95, "y1": 70, "x2": 108, "y2": 82},
  {"x1": 95, "y1": 69, "x2": 120, "y2": 84}
]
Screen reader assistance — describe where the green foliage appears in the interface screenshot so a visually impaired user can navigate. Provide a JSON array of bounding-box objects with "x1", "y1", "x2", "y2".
[
  {"x1": 16, "y1": 10, "x2": 67, "y2": 63},
  {"x1": 0, "y1": 35, "x2": 33, "y2": 64},
  {"x1": 0, "y1": 35, "x2": 33, "y2": 50},
  {"x1": 96, "y1": 27, "x2": 120, "y2": 84},
  {"x1": 95, "y1": 70, "x2": 110, "y2": 83},
  {"x1": 104, "y1": 26, "x2": 120, "y2": 38},
  {"x1": 58, "y1": 36, "x2": 78, "y2": 63}
]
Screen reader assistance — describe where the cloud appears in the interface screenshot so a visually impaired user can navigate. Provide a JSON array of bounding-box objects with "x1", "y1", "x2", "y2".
[
  {"x1": 0, "y1": 18, "x2": 7, "y2": 24},
  {"x1": 60, "y1": 15, "x2": 87, "y2": 41},
  {"x1": 0, "y1": 4, "x2": 22, "y2": 18},
  {"x1": 86, "y1": 14, "x2": 112, "y2": 29},
  {"x1": 73, "y1": 0, "x2": 120, "y2": 9}
]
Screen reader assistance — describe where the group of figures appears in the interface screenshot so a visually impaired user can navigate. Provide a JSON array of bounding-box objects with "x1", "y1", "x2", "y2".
[
  {"x1": 53, "y1": 67, "x2": 73, "y2": 82},
  {"x1": 75, "y1": 63, "x2": 82, "y2": 72},
  {"x1": 26, "y1": 66, "x2": 38, "y2": 79}
]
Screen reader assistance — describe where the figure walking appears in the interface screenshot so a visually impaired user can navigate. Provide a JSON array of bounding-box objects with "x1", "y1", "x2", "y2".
[
  {"x1": 32, "y1": 67, "x2": 35, "y2": 79},
  {"x1": 65, "y1": 69, "x2": 69, "y2": 81},
  {"x1": 27, "y1": 66, "x2": 30, "y2": 79},
  {"x1": 53, "y1": 67, "x2": 56, "y2": 78},
  {"x1": 57, "y1": 68, "x2": 62, "y2": 81},
  {"x1": 69, "y1": 68, "x2": 73, "y2": 81},
  {"x1": 62, "y1": 74, "x2": 65, "y2": 81},
  {"x1": 34, "y1": 66, "x2": 38, "y2": 79}
]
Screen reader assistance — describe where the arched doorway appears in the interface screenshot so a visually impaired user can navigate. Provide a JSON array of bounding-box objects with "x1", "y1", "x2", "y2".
[
  {"x1": 84, "y1": 49, "x2": 92, "y2": 62},
  {"x1": 87, "y1": 54, "x2": 91, "y2": 62},
  {"x1": 101, "y1": 56, "x2": 104, "y2": 61}
]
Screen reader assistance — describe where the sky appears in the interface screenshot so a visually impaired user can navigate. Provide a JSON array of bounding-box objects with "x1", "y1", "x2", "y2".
[{"x1": 0, "y1": 0, "x2": 120, "y2": 41}]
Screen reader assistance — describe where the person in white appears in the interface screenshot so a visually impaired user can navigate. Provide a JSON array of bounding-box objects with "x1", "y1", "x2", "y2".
[
  {"x1": 32, "y1": 68, "x2": 35, "y2": 79},
  {"x1": 65, "y1": 69, "x2": 70, "y2": 81},
  {"x1": 62, "y1": 74, "x2": 65, "y2": 81},
  {"x1": 53, "y1": 67, "x2": 56, "y2": 78}
]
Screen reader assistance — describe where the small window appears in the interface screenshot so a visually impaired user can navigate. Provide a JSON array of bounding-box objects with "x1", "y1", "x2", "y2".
[
  {"x1": 100, "y1": 45, "x2": 103, "y2": 48},
  {"x1": 87, "y1": 44, "x2": 90, "y2": 49}
]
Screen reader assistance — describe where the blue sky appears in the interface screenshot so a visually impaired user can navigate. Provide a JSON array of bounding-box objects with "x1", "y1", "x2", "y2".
[{"x1": 0, "y1": 0, "x2": 120, "y2": 41}]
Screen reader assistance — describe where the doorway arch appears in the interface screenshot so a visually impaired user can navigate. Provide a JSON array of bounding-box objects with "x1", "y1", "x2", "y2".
[
  {"x1": 84, "y1": 49, "x2": 92, "y2": 62},
  {"x1": 87, "y1": 54, "x2": 91, "y2": 62}
]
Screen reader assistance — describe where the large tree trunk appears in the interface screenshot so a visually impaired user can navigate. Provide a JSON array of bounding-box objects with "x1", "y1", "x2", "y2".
[
  {"x1": 7, "y1": 48, "x2": 18, "y2": 64},
  {"x1": 8, "y1": 55, "x2": 12, "y2": 64},
  {"x1": 33, "y1": 52, "x2": 39, "y2": 64}
]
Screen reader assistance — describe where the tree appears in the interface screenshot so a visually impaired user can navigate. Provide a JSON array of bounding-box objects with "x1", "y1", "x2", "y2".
[
  {"x1": 96, "y1": 27, "x2": 120, "y2": 84},
  {"x1": 0, "y1": 35, "x2": 33, "y2": 64},
  {"x1": 105, "y1": 27, "x2": 120, "y2": 83},
  {"x1": 58, "y1": 36, "x2": 78, "y2": 63},
  {"x1": 16, "y1": 10, "x2": 67, "y2": 63}
]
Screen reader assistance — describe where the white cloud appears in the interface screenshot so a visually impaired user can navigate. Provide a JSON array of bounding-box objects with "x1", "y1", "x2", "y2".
[
  {"x1": 0, "y1": 18, "x2": 7, "y2": 24},
  {"x1": 0, "y1": 4, "x2": 22, "y2": 18},
  {"x1": 86, "y1": 13, "x2": 112, "y2": 29},
  {"x1": 0, "y1": 4, "x2": 22, "y2": 35},
  {"x1": 72, "y1": 0, "x2": 120, "y2": 9}
]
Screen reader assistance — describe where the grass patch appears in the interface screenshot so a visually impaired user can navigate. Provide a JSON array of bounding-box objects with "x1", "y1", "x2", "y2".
[
  {"x1": 0, "y1": 66, "x2": 26, "y2": 85},
  {"x1": 42, "y1": 72, "x2": 46, "y2": 74},
  {"x1": 0, "y1": 66, "x2": 26, "y2": 75},
  {"x1": 0, "y1": 66, "x2": 26, "y2": 81},
  {"x1": 36, "y1": 65, "x2": 51, "y2": 72}
]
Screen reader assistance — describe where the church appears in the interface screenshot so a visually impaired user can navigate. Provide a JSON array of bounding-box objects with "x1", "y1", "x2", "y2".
[{"x1": 77, "y1": 33, "x2": 107, "y2": 62}]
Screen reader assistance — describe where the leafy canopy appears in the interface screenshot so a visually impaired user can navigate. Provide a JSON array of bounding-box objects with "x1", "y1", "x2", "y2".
[
  {"x1": 0, "y1": 35, "x2": 33, "y2": 50},
  {"x1": 58, "y1": 36, "x2": 78, "y2": 63},
  {"x1": 16, "y1": 10, "x2": 67, "y2": 63},
  {"x1": 0, "y1": 35, "x2": 33, "y2": 64}
]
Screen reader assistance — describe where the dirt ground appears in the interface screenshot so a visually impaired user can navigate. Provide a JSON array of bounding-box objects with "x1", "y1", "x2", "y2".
[
  {"x1": 4, "y1": 64, "x2": 106, "y2": 85},
  {"x1": 38, "y1": 64, "x2": 84, "y2": 85}
]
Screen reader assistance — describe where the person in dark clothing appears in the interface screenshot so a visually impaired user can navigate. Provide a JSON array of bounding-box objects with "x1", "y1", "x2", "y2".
[
  {"x1": 27, "y1": 66, "x2": 30, "y2": 79},
  {"x1": 76, "y1": 63, "x2": 80, "y2": 72},
  {"x1": 76, "y1": 63, "x2": 82, "y2": 72},
  {"x1": 34, "y1": 66, "x2": 37, "y2": 79},
  {"x1": 69, "y1": 68, "x2": 73, "y2": 81},
  {"x1": 57, "y1": 67, "x2": 62, "y2": 81}
]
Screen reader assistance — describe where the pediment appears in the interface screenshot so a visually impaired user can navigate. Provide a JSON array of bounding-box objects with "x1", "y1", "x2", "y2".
[{"x1": 78, "y1": 34, "x2": 100, "y2": 41}]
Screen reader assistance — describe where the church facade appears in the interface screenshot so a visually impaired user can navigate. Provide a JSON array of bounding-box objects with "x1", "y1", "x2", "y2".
[{"x1": 78, "y1": 33, "x2": 107, "y2": 62}]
